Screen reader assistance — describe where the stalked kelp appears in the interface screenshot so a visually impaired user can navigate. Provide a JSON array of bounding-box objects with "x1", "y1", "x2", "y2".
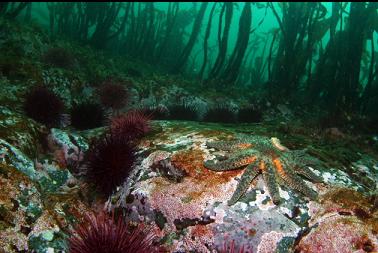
[
  {"x1": 172, "y1": 3, "x2": 208, "y2": 74},
  {"x1": 10, "y1": 2, "x2": 377, "y2": 126},
  {"x1": 267, "y1": 3, "x2": 323, "y2": 102},
  {"x1": 0, "y1": 2, "x2": 30, "y2": 19},
  {"x1": 307, "y1": 3, "x2": 377, "y2": 114},
  {"x1": 47, "y1": 3, "x2": 128, "y2": 49}
]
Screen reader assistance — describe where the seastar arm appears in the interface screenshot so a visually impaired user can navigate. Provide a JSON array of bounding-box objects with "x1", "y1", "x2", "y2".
[
  {"x1": 204, "y1": 154, "x2": 257, "y2": 171},
  {"x1": 290, "y1": 150, "x2": 324, "y2": 167},
  {"x1": 295, "y1": 166, "x2": 323, "y2": 183},
  {"x1": 275, "y1": 162, "x2": 319, "y2": 200},
  {"x1": 284, "y1": 151, "x2": 323, "y2": 182},
  {"x1": 228, "y1": 162, "x2": 260, "y2": 206},
  {"x1": 261, "y1": 161, "x2": 281, "y2": 205},
  {"x1": 206, "y1": 140, "x2": 252, "y2": 151}
]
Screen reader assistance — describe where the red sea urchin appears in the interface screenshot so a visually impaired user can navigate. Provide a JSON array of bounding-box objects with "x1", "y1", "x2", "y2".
[
  {"x1": 167, "y1": 103, "x2": 199, "y2": 121},
  {"x1": 70, "y1": 102, "x2": 105, "y2": 130},
  {"x1": 141, "y1": 105, "x2": 169, "y2": 120},
  {"x1": 98, "y1": 80, "x2": 128, "y2": 111},
  {"x1": 219, "y1": 240, "x2": 248, "y2": 253},
  {"x1": 68, "y1": 211, "x2": 156, "y2": 253},
  {"x1": 203, "y1": 105, "x2": 237, "y2": 123},
  {"x1": 83, "y1": 134, "x2": 137, "y2": 197},
  {"x1": 23, "y1": 85, "x2": 64, "y2": 126},
  {"x1": 42, "y1": 47, "x2": 75, "y2": 69},
  {"x1": 110, "y1": 110, "x2": 151, "y2": 141}
]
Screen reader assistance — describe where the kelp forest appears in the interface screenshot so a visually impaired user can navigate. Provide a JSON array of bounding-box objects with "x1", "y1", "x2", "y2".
[{"x1": 2, "y1": 3, "x2": 378, "y2": 126}]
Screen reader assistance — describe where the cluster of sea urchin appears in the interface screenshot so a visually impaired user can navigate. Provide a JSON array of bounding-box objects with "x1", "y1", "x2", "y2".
[
  {"x1": 68, "y1": 211, "x2": 156, "y2": 253},
  {"x1": 237, "y1": 105, "x2": 263, "y2": 123},
  {"x1": 203, "y1": 105, "x2": 237, "y2": 123},
  {"x1": 167, "y1": 103, "x2": 199, "y2": 121},
  {"x1": 83, "y1": 108, "x2": 152, "y2": 198}
]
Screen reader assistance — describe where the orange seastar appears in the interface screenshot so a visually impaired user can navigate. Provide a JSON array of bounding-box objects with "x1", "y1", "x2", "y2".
[{"x1": 204, "y1": 135, "x2": 324, "y2": 205}]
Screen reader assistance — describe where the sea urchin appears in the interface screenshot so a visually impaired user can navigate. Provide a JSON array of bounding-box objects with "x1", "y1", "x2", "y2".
[
  {"x1": 110, "y1": 110, "x2": 151, "y2": 141},
  {"x1": 98, "y1": 80, "x2": 128, "y2": 111},
  {"x1": 23, "y1": 85, "x2": 64, "y2": 126},
  {"x1": 70, "y1": 102, "x2": 105, "y2": 130},
  {"x1": 203, "y1": 105, "x2": 236, "y2": 123},
  {"x1": 83, "y1": 134, "x2": 136, "y2": 197},
  {"x1": 237, "y1": 106, "x2": 263, "y2": 123},
  {"x1": 167, "y1": 103, "x2": 199, "y2": 121},
  {"x1": 42, "y1": 47, "x2": 75, "y2": 69},
  {"x1": 68, "y1": 211, "x2": 156, "y2": 253}
]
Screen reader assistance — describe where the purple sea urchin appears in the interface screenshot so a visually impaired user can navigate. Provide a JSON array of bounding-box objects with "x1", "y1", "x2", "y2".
[{"x1": 68, "y1": 211, "x2": 156, "y2": 253}]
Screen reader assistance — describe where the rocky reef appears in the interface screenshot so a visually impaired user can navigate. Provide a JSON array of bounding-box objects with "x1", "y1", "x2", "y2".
[{"x1": 1, "y1": 107, "x2": 377, "y2": 252}]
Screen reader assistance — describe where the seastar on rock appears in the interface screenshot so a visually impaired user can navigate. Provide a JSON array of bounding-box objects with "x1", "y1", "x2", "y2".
[{"x1": 204, "y1": 135, "x2": 324, "y2": 205}]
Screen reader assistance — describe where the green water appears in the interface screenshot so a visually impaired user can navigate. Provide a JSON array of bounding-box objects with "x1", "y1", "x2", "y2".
[{"x1": 2, "y1": 2, "x2": 378, "y2": 135}]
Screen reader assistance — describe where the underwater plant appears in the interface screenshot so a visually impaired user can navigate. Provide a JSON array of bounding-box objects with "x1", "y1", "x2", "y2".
[
  {"x1": 237, "y1": 106, "x2": 263, "y2": 123},
  {"x1": 203, "y1": 105, "x2": 237, "y2": 123},
  {"x1": 23, "y1": 85, "x2": 64, "y2": 126},
  {"x1": 42, "y1": 47, "x2": 75, "y2": 69},
  {"x1": 83, "y1": 134, "x2": 136, "y2": 197},
  {"x1": 70, "y1": 102, "x2": 105, "y2": 130},
  {"x1": 68, "y1": 210, "x2": 156, "y2": 253},
  {"x1": 98, "y1": 80, "x2": 128, "y2": 111},
  {"x1": 0, "y1": 3, "x2": 30, "y2": 19},
  {"x1": 110, "y1": 110, "x2": 151, "y2": 141},
  {"x1": 167, "y1": 103, "x2": 199, "y2": 121}
]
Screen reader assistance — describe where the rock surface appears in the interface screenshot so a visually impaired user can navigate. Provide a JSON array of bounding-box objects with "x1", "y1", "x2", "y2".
[{"x1": 0, "y1": 116, "x2": 377, "y2": 252}]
